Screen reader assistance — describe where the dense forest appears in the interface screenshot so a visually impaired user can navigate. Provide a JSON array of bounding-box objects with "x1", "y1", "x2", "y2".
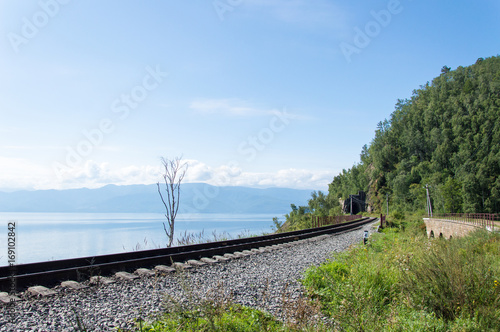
[{"x1": 287, "y1": 56, "x2": 500, "y2": 227}]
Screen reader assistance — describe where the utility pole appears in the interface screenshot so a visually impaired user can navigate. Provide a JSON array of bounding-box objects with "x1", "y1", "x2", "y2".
[
  {"x1": 425, "y1": 184, "x2": 433, "y2": 217},
  {"x1": 386, "y1": 193, "x2": 389, "y2": 216}
]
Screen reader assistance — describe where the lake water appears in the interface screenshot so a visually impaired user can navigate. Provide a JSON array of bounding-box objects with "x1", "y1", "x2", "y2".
[{"x1": 0, "y1": 212, "x2": 280, "y2": 266}]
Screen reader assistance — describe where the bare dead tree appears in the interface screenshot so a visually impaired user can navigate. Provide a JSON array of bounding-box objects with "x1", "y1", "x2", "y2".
[{"x1": 157, "y1": 156, "x2": 187, "y2": 247}]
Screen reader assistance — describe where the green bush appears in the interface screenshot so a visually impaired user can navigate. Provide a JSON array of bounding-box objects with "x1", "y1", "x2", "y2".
[
  {"x1": 400, "y1": 230, "x2": 500, "y2": 327},
  {"x1": 303, "y1": 242, "x2": 401, "y2": 331},
  {"x1": 131, "y1": 272, "x2": 330, "y2": 332},
  {"x1": 302, "y1": 220, "x2": 500, "y2": 331},
  {"x1": 142, "y1": 305, "x2": 286, "y2": 332}
]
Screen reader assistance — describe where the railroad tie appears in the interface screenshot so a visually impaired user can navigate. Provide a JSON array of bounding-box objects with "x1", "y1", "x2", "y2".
[
  {"x1": 155, "y1": 265, "x2": 176, "y2": 273},
  {"x1": 213, "y1": 255, "x2": 230, "y2": 262},
  {"x1": 115, "y1": 271, "x2": 139, "y2": 281},
  {"x1": 232, "y1": 251, "x2": 249, "y2": 258},
  {"x1": 27, "y1": 286, "x2": 57, "y2": 297},
  {"x1": 135, "y1": 268, "x2": 156, "y2": 277},
  {"x1": 200, "y1": 257, "x2": 218, "y2": 264},
  {"x1": 90, "y1": 276, "x2": 115, "y2": 285},
  {"x1": 187, "y1": 259, "x2": 206, "y2": 267},
  {"x1": 172, "y1": 262, "x2": 192, "y2": 270},
  {"x1": 61, "y1": 280, "x2": 88, "y2": 290},
  {"x1": 0, "y1": 292, "x2": 21, "y2": 304}
]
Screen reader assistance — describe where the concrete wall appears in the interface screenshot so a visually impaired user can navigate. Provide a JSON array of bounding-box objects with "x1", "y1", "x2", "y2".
[{"x1": 423, "y1": 218, "x2": 482, "y2": 238}]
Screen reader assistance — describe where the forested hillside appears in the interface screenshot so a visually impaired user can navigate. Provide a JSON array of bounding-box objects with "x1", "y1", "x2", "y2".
[{"x1": 289, "y1": 56, "x2": 500, "y2": 226}]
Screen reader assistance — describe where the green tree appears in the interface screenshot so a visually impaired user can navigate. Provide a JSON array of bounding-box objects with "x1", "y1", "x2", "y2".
[{"x1": 291, "y1": 56, "x2": 500, "y2": 217}]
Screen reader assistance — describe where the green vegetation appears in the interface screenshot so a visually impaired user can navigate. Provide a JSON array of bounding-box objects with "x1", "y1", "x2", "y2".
[
  {"x1": 107, "y1": 56, "x2": 500, "y2": 331},
  {"x1": 284, "y1": 192, "x2": 344, "y2": 231},
  {"x1": 139, "y1": 305, "x2": 287, "y2": 331},
  {"x1": 288, "y1": 56, "x2": 500, "y2": 223},
  {"x1": 124, "y1": 218, "x2": 499, "y2": 331},
  {"x1": 302, "y1": 218, "x2": 500, "y2": 331},
  {"x1": 124, "y1": 277, "x2": 329, "y2": 332},
  {"x1": 175, "y1": 229, "x2": 251, "y2": 246}
]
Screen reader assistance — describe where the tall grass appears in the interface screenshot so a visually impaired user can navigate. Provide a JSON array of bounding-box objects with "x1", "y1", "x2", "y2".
[
  {"x1": 401, "y1": 230, "x2": 500, "y2": 327},
  {"x1": 302, "y1": 217, "x2": 500, "y2": 331},
  {"x1": 102, "y1": 216, "x2": 499, "y2": 331},
  {"x1": 126, "y1": 275, "x2": 330, "y2": 332},
  {"x1": 176, "y1": 229, "x2": 256, "y2": 246}
]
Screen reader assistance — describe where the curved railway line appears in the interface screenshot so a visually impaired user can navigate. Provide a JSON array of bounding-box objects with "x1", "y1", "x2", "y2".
[{"x1": 0, "y1": 217, "x2": 376, "y2": 296}]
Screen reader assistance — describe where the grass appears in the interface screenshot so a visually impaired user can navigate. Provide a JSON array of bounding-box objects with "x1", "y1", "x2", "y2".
[
  {"x1": 176, "y1": 229, "x2": 261, "y2": 246},
  {"x1": 123, "y1": 229, "x2": 262, "y2": 252},
  {"x1": 119, "y1": 273, "x2": 330, "y2": 332},
  {"x1": 139, "y1": 303, "x2": 287, "y2": 331},
  {"x1": 302, "y1": 215, "x2": 500, "y2": 331},
  {"x1": 79, "y1": 214, "x2": 499, "y2": 331}
]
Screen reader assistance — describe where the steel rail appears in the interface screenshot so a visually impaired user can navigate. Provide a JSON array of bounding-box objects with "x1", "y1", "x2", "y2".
[{"x1": 0, "y1": 217, "x2": 376, "y2": 292}]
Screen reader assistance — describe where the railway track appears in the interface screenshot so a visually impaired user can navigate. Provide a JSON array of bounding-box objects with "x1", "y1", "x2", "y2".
[{"x1": 0, "y1": 217, "x2": 376, "y2": 295}]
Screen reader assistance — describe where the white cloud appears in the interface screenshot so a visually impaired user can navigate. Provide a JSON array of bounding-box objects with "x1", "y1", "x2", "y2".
[
  {"x1": 0, "y1": 157, "x2": 52, "y2": 190},
  {"x1": 243, "y1": 0, "x2": 349, "y2": 32},
  {"x1": 190, "y1": 98, "x2": 273, "y2": 117},
  {"x1": 0, "y1": 158, "x2": 162, "y2": 191},
  {"x1": 184, "y1": 160, "x2": 333, "y2": 190},
  {"x1": 220, "y1": 168, "x2": 335, "y2": 191},
  {"x1": 190, "y1": 99, "x2": 307, "y2": 122},
  {"x1": 53, "y1": 161, "x2": 162, "y2": 189},
  {"x1": 0, "y1": 158, "x2": 334, "y2": 191}
]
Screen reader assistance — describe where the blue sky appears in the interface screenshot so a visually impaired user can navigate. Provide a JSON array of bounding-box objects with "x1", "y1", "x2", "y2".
[{"x1": 0, "y1": 0, "x2": 499, "y2": 192}]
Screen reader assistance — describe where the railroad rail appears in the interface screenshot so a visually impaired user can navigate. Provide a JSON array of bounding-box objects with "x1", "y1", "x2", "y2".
[{"x1": 0, "y1": 217, "x2": 376, "y2": 293}]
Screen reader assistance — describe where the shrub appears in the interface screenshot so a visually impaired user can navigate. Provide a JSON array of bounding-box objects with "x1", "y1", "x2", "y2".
[
  {"x1": 302, "y1": 219, "x2": 500, "y2": 331},
  {"x1": 400, "y1": 229, "x2": 500, "y2": 326},
  {"x1": 142, "y1": 304, "x2": 287, "y2": 332},
  {"x1": 303, "y1": 243, "x2": 401, "y2": 331}
]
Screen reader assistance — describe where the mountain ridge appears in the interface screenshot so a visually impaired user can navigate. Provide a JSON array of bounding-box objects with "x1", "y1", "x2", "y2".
[{"x1": 0, "y1": 183, "x2": 313, "y2": 214}]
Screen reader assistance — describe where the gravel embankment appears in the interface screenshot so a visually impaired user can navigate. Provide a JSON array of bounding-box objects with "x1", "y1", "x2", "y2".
[{"x1": 1, "y1": 222, "x2": 376, "y2": 331}]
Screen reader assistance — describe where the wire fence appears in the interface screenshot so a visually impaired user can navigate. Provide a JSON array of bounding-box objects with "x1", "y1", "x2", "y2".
[{"x1": 312, "y1": 214, "x2": 362, "y2": 228}]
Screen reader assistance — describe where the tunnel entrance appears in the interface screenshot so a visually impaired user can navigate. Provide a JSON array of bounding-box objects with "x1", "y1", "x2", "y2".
[{"x1": 343, "y1": 191, "x2": 367, "y2": 215}]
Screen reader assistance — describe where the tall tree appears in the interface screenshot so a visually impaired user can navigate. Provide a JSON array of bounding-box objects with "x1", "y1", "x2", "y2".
[
  {"x1": 157, "y1": 156, "x2": 188, "y2": 247},
  {"x1": 292, "y1": 55, "x2": 500, "y2": 217}
]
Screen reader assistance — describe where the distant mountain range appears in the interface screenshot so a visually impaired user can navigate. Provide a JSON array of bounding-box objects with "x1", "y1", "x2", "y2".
[{"x1": 0, "y1": 183, "x2": 313, "y2": 214}]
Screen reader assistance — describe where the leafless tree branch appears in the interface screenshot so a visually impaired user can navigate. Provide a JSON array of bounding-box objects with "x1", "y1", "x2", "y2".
[{"x1": 157, "y1": 156, "x2": 187, "y2": 247}]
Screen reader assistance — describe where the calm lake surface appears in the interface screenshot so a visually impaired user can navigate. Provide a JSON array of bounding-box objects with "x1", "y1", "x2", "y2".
[{"x1": 0, "y1": 212, "x2": 279, "y2": 266}]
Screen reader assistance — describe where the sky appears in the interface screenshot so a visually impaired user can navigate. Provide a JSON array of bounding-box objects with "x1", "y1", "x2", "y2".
[{"x1": 0, "y1": 0, "x2": 499, "y2": 192}]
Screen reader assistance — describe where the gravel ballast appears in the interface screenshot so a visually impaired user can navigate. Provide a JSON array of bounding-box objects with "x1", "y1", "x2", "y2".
[{"x1": 1, "y1": 222, "x2": 376, "y2": 331}]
